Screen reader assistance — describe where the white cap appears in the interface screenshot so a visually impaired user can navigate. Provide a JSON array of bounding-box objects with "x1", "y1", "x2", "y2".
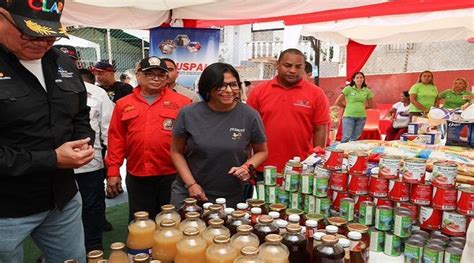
[
  {"x1": 338, "y1": 238, "x2": 350, "y2": 248},
  {"x1": 325, "y1": 225, "x2": 339, "y2": 234},
  {"x1": 203, "y1": 202, "x2": 213, "y2": 209},
  {"x1": 293, "y1": 156, "x2": 301, "y2": 162},
  {"x1": 244, "y1": 213, "x2": 251, "y2": 220},
  {"x1": 348, "y1": 231, "x2": 361, "y2": 240},
  {"x1": 288, "y1": 214, "x2": 300, "y2": 223},
  {"x1": 268, "y1": 211, "x2": 280, "y2": 219},
  {"x1": 216, "y1": 198, "x2": 226, "y2": 205},
  {"x1": 224, "y1": 208, "x2": 235, "y2": 215},
  {"x1": 250, "y1": 207, "x2": 262, "y2": 214},
  {"x1": 237, "y1": 203, "x2": 248, "y2": 210},
  {"x1": 275, "y1": 219, "x2": 289, "y2": 228},
  {"x1": 314, "y1": 232, "x2": 326, "y2": 241},
  {"x1": 305, "y1": 219, "x2": 318, "y2": 228}
]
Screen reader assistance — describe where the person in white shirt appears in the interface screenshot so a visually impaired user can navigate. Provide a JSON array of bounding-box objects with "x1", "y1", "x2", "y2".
[
  {"x1": 385, "y1": 91, "x2": 410, "y2": 141},
  {"x1": 162, "y1": 58, "x2": 202, "y2": 103}
]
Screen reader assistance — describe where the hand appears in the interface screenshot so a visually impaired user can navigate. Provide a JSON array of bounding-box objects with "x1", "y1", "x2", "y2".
[
  {"x1": 106, "y1": 176, "x2": 121, "y2": 198},
  {"x1": 228, "y1": 166, "x2": 250, "y2": 182},
  {"x1": 188, "y1": 183, "x2": 208, "y2": 202},
  {"x1": 55, "y1": 138, "x2": 94, "y2": 169}
]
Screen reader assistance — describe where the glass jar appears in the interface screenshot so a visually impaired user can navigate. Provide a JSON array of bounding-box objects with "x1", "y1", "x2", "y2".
[
  {"x1": 127, "y1": 211, "x2": 156, "y2": 256},
  {"x1": 306, "y1": 213, "x2": 326, "y2": 230},
  {"x1": 313, "y1": 232, "x2": 326, "y2": 248},
  {"x1": 202, "y1": 218, "x2": 231, "y2": 246},
  {"x1": 269, "y1": 203, "x2": 287, "y2": 219},
  {"x1": 348, "y1": 231, "x2": 368, "y2": 263},
  {"x1": 250, "y1": 207, "x2": 262, "y2": 226},
  {"x1": 347, "y1": 223, "x2": 370, "y2": 249},
  {"x1": 259, "y1": 234, "x2": 290, "y2": 263},
  {"x1": 203, "y1": 204, "x2": 226, "y2": 226},
  {"x1": 216, "y1": 198, "x2": 227, "y2": 209},
  {"x1": 327, "y1": 217, "x2": 348, "y2": 236},
  {"x1": 132, "y1": 253, "x2": 150, "y2": 263},
  {"x1": 179, "y1": 211, "x2": 206, "y2": 233},
  {"x1": 285, "y1": 208, "x2": 304, "y2": 225},
  {"x1": 234, "y1": 246, "x2": 265, "y2": 263},
  {"x1": 227, "y1": 210, "x2": 250, "y2": 236},
  {"x1": 175, "y1": 227, "x2": 207, "y2": 263},
  {"x1": 338, "y1": 238, "x2": 350, "y2": 263},
  {"x1": 231, "y1": 224, "x2": 260, "y2": 252},
  {"x1": 179, "y1": 197, "x2": 202, "y2": 219},
  {"x1": 205, "y1": 235, "x2": 238, "y2": 263},
  {"x1": 254, "y1": 215, "x2": 279, "y2": 244},
  {"x1": 306, "y1": 219, "x2": 318, "y2": 262},
  {"x1": 109, "y1": 242, "x2": 129, "y2": 263},
  {"x1": 247, "y1": 199, "x2": 266, "y2": 214},
  {"x1": 282, "y1": 224, "x2": 309, "y2": 263},
  {"x1": 155, "y1": 204, "x2": 181, "y2": 228},
  {"x1": 152, "y1": 219, "x2": 183, "y2": 262},
  {"x1": 313, "y1": 235, "x2": 345, "y2": 263},
  {"x1": 224, "y1": 207, "x2": 236, "y2": 222},
  {"x1": 202, "y1": 202, "x2": 213, "y2": 215},
  {"x1": 87, "y1": 250, "x2": 103, "y2": 263}
]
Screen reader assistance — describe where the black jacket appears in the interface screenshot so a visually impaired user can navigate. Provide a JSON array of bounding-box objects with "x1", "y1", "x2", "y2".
[{"x1": 0, "y1": 46, "x2": 94, "y2": 217}]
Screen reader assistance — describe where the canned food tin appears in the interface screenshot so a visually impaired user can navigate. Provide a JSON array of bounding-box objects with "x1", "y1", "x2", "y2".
[
  {"x1": 457, "y1": 187, "x2": 474, "y2": 216},
  {"x1": 359, "y1": 201, "x2": 375, "y2": 226},
  {"x1": 315, "y1": 197, "x2": 331, "y2": 217},
  {"x1": 277, "y1": 187, "x2": 289, "y2": 205},
  {"x1": 404, "y1": 239, "x2": 424, "y2": 263},
  {"x1": 257, "y1": 182, "x2": 265, "y2": 201},
  {"x1": 331, "y1": 191, "x2": 350, "y2": 211},
  {"x1": 444, "y1": 246, "x2": 462, "y2": 263},
  {"x1": 264, "y1": 166, "x2": 277, "y2": 185},
  {"x1": 369, "y1": 174, "x2": 389, "y2": 197},
  {"x1": 420, "y1": 206, "x2": 443, "y2": 230},
  {"x1": 432, "y1": 187, "x2": 457, "y2": 211},
  {"x1": 384, "y1": 231, "x2": 401, "y2": 256},
  {"x1": 388, "y1": 179, "x2": 410, "y2": 202},
  {"x1": 450, "y1": 237, "x2": 466, "y2": 245},
  {"x1": 411, "y1": 183, "x2": 433, "y2": 205},
  {"x1": 412, "y1": 229, "x2": 430, "y2": 240},
  {"x1": 373, "y1": 197, "x2": 393, "y2": 207},
  {"x1": 423, "y1": 244, "x2": 444, "y2": 263},
  {"x1": 339, "y1": 198, "x2": 355, "y2": 222},
  {"x1": 394, "y1": 208, "x2": 412, "y2": 237},
  {"x1": 397, "y1": 202, "x2": 419, "y2": 224},
  {"x1": 448, "y1": 241, "x2": 465, "y2": 249},
  {"x1": 304, "y1": 194, "x2": 316, "y2": 214},
  {"x1": 284, "y1": 171, "x2": 300, "y2": 192},
  {"x1": 289, "y1": 192, "x2": 303, "y2": 210},
  {"x1": 300, "y1": 173, "x2": 314, "y2": 194},
  {"x1": 313, "y1": 176, "x2": 329, "y2": 197},
  {"x1": 348, "y1": 151, "x2": 368, "y2": 174},
  {"x1": 324, "y1": 148, "x2": 344, "y2": 170},
  {"x1": 375, "y1": 205, "x2": 393, "y2": 231},
  {"x1": 432, "y1": 161, "x2": 457, "y2": 189},
  {"x1": 348, "y1": 174, "x2": 369, "y2": 195},
  {"x1": 330, "y1": 170, "x2": 348, "y2": 191},
  {"x1": 441, "y1": 211, "x2": 466, "y2": 237},
  {"x1": 431, "y1": 232, "x2": 450, "y2": 243},
  {"x1": 353, "y1": 194, "x2": 372, "y2": 214},
  {"x1": 401, "y1": 158, "x2": 426, "y2": 183},
  {"x1": 265, "y1": 185, "x2": 278, "y2": 204},
  {"x1": 369, "y1": 227, "x2": 385, "y2": 252},
  {"x1": 428, "y1": 238, "x2": 447, "y2": 248},
  {"x1": 314, "y1": 165, "x2": 331, "y2": 178},
  {"x1": 379, "y1": 155, "x2": 401, "y2": 179}
]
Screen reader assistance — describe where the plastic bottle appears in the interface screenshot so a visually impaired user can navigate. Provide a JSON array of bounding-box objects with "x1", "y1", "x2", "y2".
[
  {"x1": 206, "y1": 235, "x2": 239, "y2": 263},
  {"x1": 250, "y1": 207, "x2": 262, "y2": 226},
  {"x1": 230, "y1": 224, "x2": 260, "y2": 252},
  {"x1": 313, "y1": 232, "x2": 326, "y2": 248},
  {"x1": 202, "y1": 218, "x2": 231, "y2": 246},
  {"x1": 179, "y1": 197, "x2": 202, "y2": 218},
  {"x1": 313, "y1": 235, "x2": 345, "y2": 263},
  {"x1": 233, "y1": 246, "x2": 265, "y2": 263},
  {"x1": 268, "y1": 211, "x2": 280, "y2": 221},
  {"x1": 203, "y1": 204, "x2": 227, "y2": 226},
  {"x1": 179, "y1": 211, "x2": 206, "y2": 233},
  {"x1": 108, "y1": 242, "x2": 129, "y2": 263},
  {"x1": 276, "y1": 219, "x2": 289, "y2": 235},
  {"x1": 203, "y1": 202, "x2": 213, "y2": 215},
  {"x1": 127, "y1": 211, "x2": 156, "y2": 257},
  {"x1": 253, "y1": 215, "x2": 279, "y2": 244},
  {"x1": 348, "y1": 231, "x2": 367, "y2": 263},
  {"x1": 259, "y1": 234, "x2": 290, "y2": 263},
  {"x1": 175, "y1": 227, "x2": 207, "y2": 263},
  {"x1": 87, "y1": 250, "x2": 103, "y2": 263},
  {"x1": 237, "y1": 202, "x2": 249, "y2": 212},
  {"x1": 227, "y1": 210, "x2": 250, "y2": 236},
  {"x1": 216, "y1": 198, "x2": 227, "y2": 209},
  {"x1": 338, "y1": 238, "x2": 350, "y2": 263},
  {"x1": 152, "y1": 219, "x2": 183, "y2": 262},
  {"x1": 155, "y1": 204, "x2": 181, "y2": 229},
  {"x1": 282, "y1": 224, "x2": 309, "y2": 263},
  {"x1": 306, "y1": 219, "x2": 318, "y2": 263}
]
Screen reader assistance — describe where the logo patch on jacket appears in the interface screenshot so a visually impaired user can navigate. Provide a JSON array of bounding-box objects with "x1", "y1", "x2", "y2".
[
  {"x1": 294, "y1": 99, "x2": 311, "y2": 108},
  {"x1": 163, "y1": 119, "x2": 174, "y2": 130},
  {"x1": 57, "y1": 66, "x2": 73, "y2": 78},
  {"x1": 123, "y1": 105, "x2": 135, "y2": 113},
  {"x1": 163, "y1": 101, "x2": 179, "y2": 109}
]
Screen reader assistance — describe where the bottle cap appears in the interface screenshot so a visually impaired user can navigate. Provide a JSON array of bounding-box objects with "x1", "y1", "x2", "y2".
[
  {"x1": 338, "y1": 238, "x2": 350, "y2": 248},
  {"x1": 216, "y1": 198, "x2": 226, "y2": 205},
  {"x1": 348, "y1": 231, "x2": 362, "y2": 240},
  {"x1": 313, "y1": 232, "x2": 326, "y2": 241},
  {"x1": 325, "y1": 225, "x2": 339, "y2": 234},
  {"x1": 225, "y1": 207, "x2": 235, "y2": 215},
  {"x1": 305, "y1": 219, "x2": 318, "y2": 228},
  {"x1": 288, "y1": 214, "x2": 300, "y2": 223},
  {"x1": 268, "y1": 211, "x2": 280, "y2": 219},
  {"x1": 250, "y1": 207, "x2": 262, "y2": 214},
  {"x1": 203, "y1": 202, "x2": 213, "y2": 209},
  {"x1": 237, "y1": 203, "x2": 249, "y2": 210},
  {"x1": 275, "y1": 219, "x2": 289, "y2": 228}
]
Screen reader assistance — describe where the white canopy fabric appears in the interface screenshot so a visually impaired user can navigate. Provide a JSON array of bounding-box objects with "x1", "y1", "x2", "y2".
[{"x1": 301, "y1": 8, "x2": 474, "y2": 45}]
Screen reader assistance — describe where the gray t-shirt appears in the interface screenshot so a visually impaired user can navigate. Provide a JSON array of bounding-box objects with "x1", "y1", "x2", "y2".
[{"x1": 173, "y1": 101, "x2": 266, "y2": 196}]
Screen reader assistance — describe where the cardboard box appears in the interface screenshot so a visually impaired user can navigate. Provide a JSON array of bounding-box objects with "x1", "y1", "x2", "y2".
[{"x1": 446, "y1": 120, "x2": 474, "y2": 148}]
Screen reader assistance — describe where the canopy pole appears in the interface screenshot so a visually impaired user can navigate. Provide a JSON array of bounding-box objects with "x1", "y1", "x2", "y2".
[{"x1": 106, "y1": 29, "x2": 113, "y2": 64}]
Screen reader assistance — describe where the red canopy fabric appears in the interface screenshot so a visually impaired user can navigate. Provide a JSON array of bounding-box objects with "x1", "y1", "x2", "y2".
[{"x1": 346, "y1": 40, "x2": 376, "y2": 81}]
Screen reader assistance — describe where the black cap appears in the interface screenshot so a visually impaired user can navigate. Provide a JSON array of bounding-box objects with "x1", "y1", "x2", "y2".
[
  {"x1": 1, "y1": 0, "x2": 68, "y2": 38},
  {"x1": 137, "y1": 56, "x2": 168, "y2": 72},
  {"x1": 91, "y1": 61, "x2": 115, "y2": 72},
  {"x1": 54, "y1": 45, "x2": 79, "y2": 60}
]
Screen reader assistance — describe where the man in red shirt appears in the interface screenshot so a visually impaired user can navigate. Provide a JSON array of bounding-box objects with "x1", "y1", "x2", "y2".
[
  {"x1": 247, "y1": 48, "x2": 330, "y2": 173},
  {"x1": 106, "y1": 57, "x2": 191, "y2": 221}
]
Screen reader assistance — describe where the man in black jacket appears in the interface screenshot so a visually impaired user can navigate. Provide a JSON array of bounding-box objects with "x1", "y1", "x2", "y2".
[{"x1": 0, "y1": 1, "x2": 95, "y2": 262}]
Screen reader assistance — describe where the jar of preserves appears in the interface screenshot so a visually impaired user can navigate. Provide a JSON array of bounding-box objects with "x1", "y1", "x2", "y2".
[
  {"x1": 313, "y1": 235, "x2": 345, "y2": 263},
  {"x1": 155, "y1": 204, "x2": 181, "y2": 228},
  {"x1": 282, "y1": 224, "x2": 309, "y2": 263},
  {"x1": 152, "y1": 219, "x2": 183, "y2": 262},
  {"x1": 347, "y1": 223, "x2": 370, "y2": 249},
  {"x1": 230, "y1": 224, "x2": 260, "y2": 252},
  {"x1": 202, "y1": 218, "x2": 231, "y2": 246}
]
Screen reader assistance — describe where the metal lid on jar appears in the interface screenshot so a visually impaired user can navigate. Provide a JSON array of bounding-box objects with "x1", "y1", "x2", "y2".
[
  {"x1": 269, "y1": 203, "x2": 287, "y2": 212},
  {"x1": 183, "y1": 227, "x2": 200, "y2": 236},
  {"x1": 213, "y1": 235, "x2": 230, "y2": 244},
  {"x1": 134, "y1": 211, "x2": 149, "y2": 220},
  {"x1": 161, "y1": 204, "x2": 176, "y2": 211},
  {"x1": 241, "y1": 246, "x2": 259, "y2": 256},
  {"x1": 265, "y1": 234, "x2": 283, "y2": 243},
  {"x1": 110, "y1": 242, "x2": 126, "y2": 251},
  {"x1": 209, "y1": 218, "x2": 225, "y2": 226},
  {"x1": 286, "y1": 223, "x2": 302, "y2": 233},
  {"x1": 327, "y1": 216, "x2": 347, "y2": 226},
  {"x1": 347, "y1": 223, "x2": 369, "y2": 233},
  {"x1": 209, "y1": 204, "x2": 223, "y2": 211},
  {"x1": 185, "y1": 211, "x2": 200, "y2": 219},
  {"x1": 247, "y1": 199, "x2": 265, "y2": 207},
  {"x1": 184, "y1": 197, "x2": 197, "y2": 204},
  {"x1": 258, "y1": 215, "x2": 273, "y2": 224},
  {"x1": 237, "y1": 224, "x2": 253, "y2": 233},
  {"x1": 160, "y1": 219, "x2": 176, "y2": 228},
  {"x1": 232, "y1": 210, "x2": 246, "y2": 218}
]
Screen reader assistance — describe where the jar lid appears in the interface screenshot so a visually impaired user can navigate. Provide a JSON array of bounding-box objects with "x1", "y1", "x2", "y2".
[
  {"x1": 237, "y1": 224, "x2": 253, "y2": 233},
  {"x1": 347, "y1": 223, "x2": 368, "y2": 233},
  {"x1": 348, "y1": 231, "x2": 362, "y2": 240},
  {"x1": 265, "y1": 234, "x2": 283, "y2": 243},
  {"x1": 209, "y1": 218, "x2": 224, "y2": 226},
  {"x1": 258, "y1": 215, "x2": 273, "y2": 223},
  {"x1": 133, "y1": 253, "x2": 150, "y2": 262},
  {"x1": 225, "y1": 207, "x2": 235, "y2": 215},
  {"x1": 338, "y1": 238, "x2": 350, "y2": 248},
  {"x1": 87, "y1": 250, "x2": 103, "y2": 259},
  {"x1": 184, "y1": 197, "x2": 197, "y2": 204},
  {"x1": 325, "y1": 225, "x2": 338, "y2": 234},
  {"x1": 110, "y1": 242, "x2": 126, "y2": 251},
  {"x1": 237, "y1": 203, "x2": 249, "y2": 210},
  {"x1": 269, "y1": 203, "x2": 287, "y2": 211},
  {"x1": 250, "y1": 207, "x2": 262, "y2": 214},
  {"x1": 268, "y1": 211, "x2": 280, "y2": 219},
  {"x1": 160, "y1": 219, "x2": 176, "y2": 228},
  {"x1": 288, "y1": 214, "x2": 300, "y2": 222},
  {"x1": 247, "y1": 199, "x2": 265, "y2": 207},
  {"x1": 241, "y1": 246, "x2": 259, "y2": 256},
  {"x1": 275, "y1": 219, "x2": 288, "y2": 228},
  {"x1": 203, "y1": 202, "x2": 213, "y2": 209},
  {"x1": 97, "y1": 260, "x2": 108, "y2": 263},
  {"x1": 64, "y1": 260, "x2": 79, "y2": 263},
  {"x1": 134, "y1": 211, "x2": 149, "y2": 220},
  {"x1": 321, "y1": 234, "x2": 338, "y2": 245},
  {"x1": 305, "y1": 219, "x2": 318, "y2": 228},
  {"x1": 213, "y1": 235, "x2": 230, "y2": 244},
  {"x1": 161, "y1": 204, "x2": 175, "y2": 211},
  {"x1": 183, "y1": 227, "x2": 200, "y2": 236},
  {"x1": 327, "y1": 216, "x2": 347, "y2": 226},
  {"x1": 231, "y1": 210, "x2": 245, "y2": 218},
  {"x1": 185, "y1": 211, "x2": 200, "y2": 219},
  {"x1": 313, "y1": 232, "x2": 326, "y2": 241},
  {"x1": 216, "y1": 198, "x2": 227, "y2": 204},
  {"x1": 209, "y1": 204, "x2": 223, "y2": 211},
  {"x1": 286, "y1": 223, "x2": 302, "y2": 233}
]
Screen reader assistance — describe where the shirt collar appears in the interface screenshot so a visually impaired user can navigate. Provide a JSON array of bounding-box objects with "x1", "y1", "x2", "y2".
[{"x1": 270, "y1": 75, "x2": 304, "y2": 89}]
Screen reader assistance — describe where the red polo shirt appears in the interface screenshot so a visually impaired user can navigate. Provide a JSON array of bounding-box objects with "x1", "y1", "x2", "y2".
[
  {"x1": 247, "y1": 77, "x2": 330, "y2": 172},
  {"x1": 106, "y1": 86, "x2": 191, "y2": 177}
]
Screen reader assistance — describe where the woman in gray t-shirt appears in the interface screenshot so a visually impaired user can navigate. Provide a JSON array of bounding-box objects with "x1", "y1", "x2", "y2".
[{"x1": 170, "y1": 63, "x2": 268, "y2": 208}]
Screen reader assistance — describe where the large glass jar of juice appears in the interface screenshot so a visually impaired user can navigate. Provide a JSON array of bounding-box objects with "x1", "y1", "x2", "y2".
[
  {"x1": 155, "y1": 204, "x2": 181, "y2": 228},
  {"x1": 87, "y1": 250, "x2": 103, "y2": 263},
  {"x1": 152, "y1": 219, "x2": 183, "y2": 262},
  {"x1": 179, "y1": 197, "x2": 202, "y2": 218},
  {"x1": 227, "y1": 210, "x2": 250, "y2": 236},
  {"x1": 259, "y1": 234, "x2": 290, "y2": 263},
  {"x1": 205, "y1": 235, "x2": 239, "y2": 263},
  {"x1": 230, "y1": 224, "x2": 260, "y2": 252},
  {"x1": 179, "y1": 211, "x2": 206, "y2": 233},
  {"x1": 254, "y1": 215, "x2": 279, "y2": 244},
  {"x1": 202, "y1": 218, "x2": 231, "y2": 246},
  {"x1": 175, "y1": 227, "x2": 207, "y2": 263},
  {"x1": 132, "y1": 253, "x2": 150, "y2": 263},
  {"x1": 312, "y1": 235, "x2": 345, "y2": 263},
  {"x1": 282, "y1": 224, "x2": 309, "y2": 263},
  {"x1": 234, "y1": 246, "x2": 265, "y2": 263},
  {"x1": 127, "y1": 211, "x2": 156, "y2": 257},
  {"x1": 109, "y1": 242, "x2": 129, "y2": 263},
  {"x1": 203, "y1": 204, "x2": 226, "y2": 225}
]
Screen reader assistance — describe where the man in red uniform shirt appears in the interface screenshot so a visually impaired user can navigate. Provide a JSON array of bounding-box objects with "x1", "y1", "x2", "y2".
[
  {"x1": 247, "y1": 48, "x2": 330, "y2": 173},
  {"x1": 106, "y1": 57, "x2": 191, "y2": 221}
]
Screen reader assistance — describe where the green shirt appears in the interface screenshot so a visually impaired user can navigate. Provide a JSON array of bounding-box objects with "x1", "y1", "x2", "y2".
[
  {"x1": 342, "y1": 85, "x2": 374, "y2": 117},
  {"x1": 439, "y1": 89, "x2": 471, "y2": 109},
  {"x1": 408, "y1": 83, "x2": 438, "y2": 113}
]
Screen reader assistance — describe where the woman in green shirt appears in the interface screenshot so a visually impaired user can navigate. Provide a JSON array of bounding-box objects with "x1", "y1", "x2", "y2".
[
  {"x1": 335, "y1": 72, "x2": 374, "y2": 143},
  {"x1": 408, "y1": 70, "x2": 438, "y2": 120},
  {"x1": 440, "y1": 78, "x2": 471, "y2": 109}
]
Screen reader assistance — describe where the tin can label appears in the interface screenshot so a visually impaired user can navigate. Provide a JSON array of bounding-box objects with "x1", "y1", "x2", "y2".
[
  {"x1": 332, "y1": 191, "x2": 350, "y2": 211},
  {"x1": 419, "y1": 206, "x2": 442, "y2": 230},
  {"x1": 284, "y1": 171, "x2": 300, "y2": 192},
  {"x1": 384, "y1": 233, "x2": 401, "y2": 256},
  {"x1": 277, "y1": 187, "x2": 289, "y2": 205},
  {"x1": 369, "y1": 229, "x2": 385, "y2": 252},
  {"x1": 340, "y1": 199, "x2": 355, "y2": 222},
  {"x1": 444, "y1": 250, "x2": 461, "y2": 263},
  {"x1": 401, "y1": 158, "x2": 426, "y2": 183},
  {"x1": 394, "y1": 213, "x2": 412, "y2": 237},
  {"x1": 324, "y1": 148, "x2": 344, "y2": 170},
  {"x1": 289, "y1": 192, "x2": 303, "y2": 210},
  {"x1": 300, "y1": 173, "x2": 314, "y2": 194},
  {"x1": 257, "y1": 182, "x2": 265, "y2": 201},
  {"x1": 264, "y1": 166, "x2": 277, "y2": 185},
  {"x1": 359, "y1": 203, "x2": 374, "y2": 225},
  {"x1": 389, "y1": 179, "x2": 410, "y2": 202},
  {"x1": 404, "y1": 242, "x2": 423, "y2": 263},
  {"x1": 315, "y1": 197, "x2": 331, "y2": 217},
  {"x1": 379, "y1": 156, "x2": 401, "y2": 179},
  {"x1": 432, "y1": 161, "x2": 457, "y2": 189},
  {"x1": 313, "y1": 176, "x2": 329, "y2": 197},
  {"x1": 304, "y1": 194, "x2": 316, "y2": 214},
  {"x1": 411, "y1": 183, "x2": 433, "y2": 205},
  {"x1": 348, "y1": 174, "x2": 369, "y2": 195},
  {"x1": 348, "y1": 152, "x2": 368, "y2": 174},
  {"x1": 432, "y1": 187, "x2": 457, "y2": 210},
  {"x1": 457, "y1": 187, "x2": 474, "y2": 216},
  {"x1": 314, "y1": 165, "x2": 331, "y2": 178},
  {"x1": 423, "y1": 247, "x2": 444, "y2": 263},
  {"x1": 375, "y1": 206, "x2": 393, "y2": 231},
  {"x1": 354, "y1": 195, "x2": 372, "y2": 213},
  {"x1": 397, "y1": 202, "x2": 419, "y2": 224},
  {"x1": 373, "y1": 197, "x2": 393, "y2": 207},
  {"x1": 265, "y1": 185, "x2": 278, "y2": 204},
  {"x1": 369, "y1": 175, "x2": 389, "y2": 197},
  {"x1": 441, "y1": 211, "x2": 466, "y2": 237},
  {"x1": 330, "y1": 171, "x2": 348, "y2": 191}
]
